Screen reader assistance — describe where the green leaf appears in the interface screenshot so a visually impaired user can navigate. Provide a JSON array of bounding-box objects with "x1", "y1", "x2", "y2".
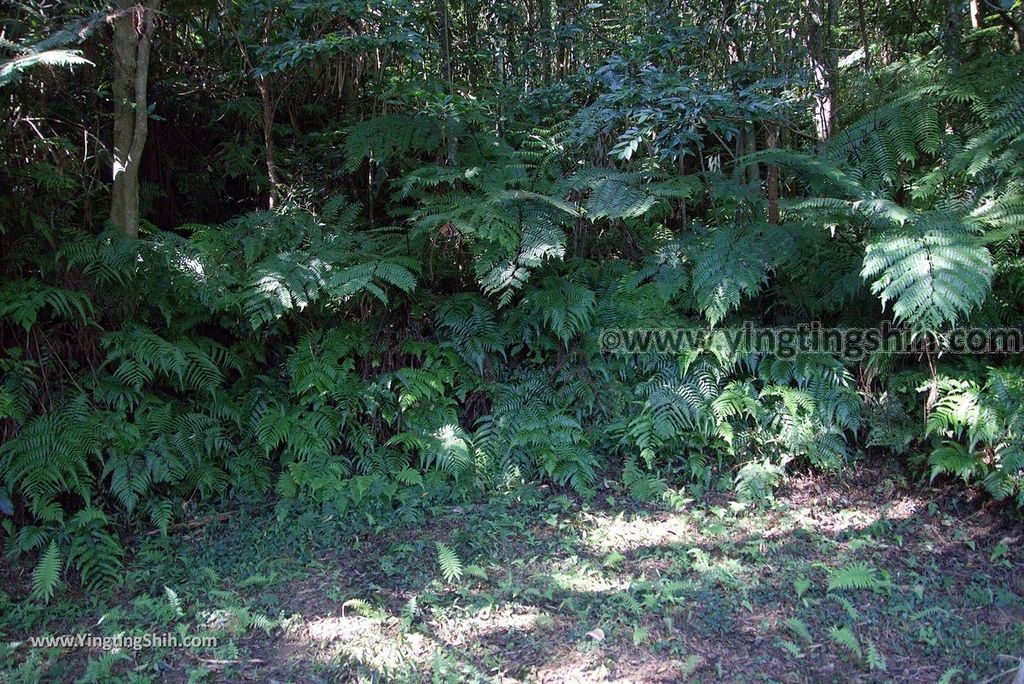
[{"x1": 31, "y1": 540, "x2": 62, "y2": 602}]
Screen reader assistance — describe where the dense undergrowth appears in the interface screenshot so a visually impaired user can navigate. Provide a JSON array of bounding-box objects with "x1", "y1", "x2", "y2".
[{"x1": 2, "y1": 8, "x2": 1024, "y2": 605}]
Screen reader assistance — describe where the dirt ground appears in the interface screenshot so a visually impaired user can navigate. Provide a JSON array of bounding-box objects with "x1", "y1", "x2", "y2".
[{"x1": 3, "y1": 464, "x2": 1023, "y2": 683}]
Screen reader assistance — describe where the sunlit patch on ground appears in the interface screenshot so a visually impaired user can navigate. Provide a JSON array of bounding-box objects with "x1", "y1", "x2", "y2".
[{"x1": 2, "y1": 467, "x2": 1022, "y2": 682}]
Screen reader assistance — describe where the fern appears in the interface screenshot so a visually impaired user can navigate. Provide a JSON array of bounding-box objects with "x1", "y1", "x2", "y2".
[
  {"x1": 521, "y1": 278, "x2": 596, "y2": 343},
  {"x1": 688, "y1": 226, "x2": 772, "y2": 325},
  {"x1": 827, "y1": 625, "x2": 862, "y2": 659},
  {"x1": 31, "y1": 539, "x2": 62, "y2": 602},
  {"x1": 435, "y1": 542, "x2": 464, "y2": 583},
  {"x1": 827, "y1": 562, "x2": 884, "y2": 591},
  {"x1": 0, "y1": 279, "x2": 95, "y2": 331},
  {"x1": 865, "y1": 640, "x2": 888, "y2": 672},
  {"x1": 783, "y1": 617, "x2": 814, "y2": 644},
  {"x1": 862, "y1": 213, "x2": 993, "y2": 328},
  {"x1": 0, "y1": 49, "x2": 93, "y2": 88},
  {"x1": 343, "y1": 114, "x2": 446, "y2": 171}
]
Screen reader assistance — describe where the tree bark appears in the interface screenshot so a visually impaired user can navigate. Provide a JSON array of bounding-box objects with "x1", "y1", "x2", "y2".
[
  {"x1": 970, "y1": 0, "x2": 984, "y2": 29},
  {"x1": 857, "y1": 0, "x2": 871, "y2": 69},
  {"x1": 981, "y1": 0, "x2": 1024, "y2": 51},
  {"x1": 438, "y1": 0, "x2": 453, "y2": 89},
  {"x1": 259, "y1": 9, "x2": 280, "y2": 209},
  {"x1": 766, "y1": 124, "x2": 780, "y2": 224},
  {"x1": 942, "y1": 0, "x2": 962, "y2": 61},
  {"x1": 540, "y1": 0, "x2": 552, "y2": 85},
  {"x1": 258, "y1": 78, "x2": 280, "y2": 209},
  {"x1": 806, "y1": 0, "x2": 837, "y2": 142},
  {"x1": 110, "y1": 0, "x2": 160, "y2": 238},
  {"x1": 744, "y1": 125, "x2": 760, "y2": 186}
]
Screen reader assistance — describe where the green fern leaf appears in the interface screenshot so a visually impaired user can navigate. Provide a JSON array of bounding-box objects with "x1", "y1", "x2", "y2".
[
  {"x1": 828, "y1": 562, "x2": 882, "y2": 591},
  {"x1": 31, "y1": 540, "x2": 62, "y2": 602},
  {"x1": 435, "y1": 542, "x2": 464, "y2": 583},
  {"x1": 827, "y1": 625, "x2": 862, "y2": 658}
]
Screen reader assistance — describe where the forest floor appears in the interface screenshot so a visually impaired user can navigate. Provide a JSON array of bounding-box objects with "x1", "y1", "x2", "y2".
[{"x1": 2, "y1": 463, "x2": 1023, "y2": 683}]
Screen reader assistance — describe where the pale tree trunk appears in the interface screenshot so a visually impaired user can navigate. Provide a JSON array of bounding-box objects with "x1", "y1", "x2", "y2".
[
  {"x1": 806, "y1": 0, "x2": 837, "y2": 142},
  {"x1": 540, "y1": 0, "x2": 552, "y2": 85},
  {"x1": 258, "y1": 9, "x2": 280, "y2": 209},
  {"x1": 258, "y1": 77, "x2": 280, "y2": 209},
  {"x1": 438, "y1": 0, "x2": 453, "y2": 88},
  {"x1": 970, "y1": 0, "x2": 984, "y2": 29},
  {"x1": 110, "y1": 0, "x2": 160, "y2": 238},
  {"x1": 744, "y1": 125, "x2": 760, "y2": 186}
]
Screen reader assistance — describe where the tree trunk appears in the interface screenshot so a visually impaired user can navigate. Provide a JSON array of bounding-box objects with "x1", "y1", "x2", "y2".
[
  {"x1": 540, "y1": 0, "x2": 552, "y2": 85},
  {"x1": 982, "y1": 0, "x2": 1024, "y2": 51},
  {"x1": 258, "y1": 78, "x2": 280, "y2": 209},
  {"x1": 438, "y1": 0, "x2": 453, "y2": 89},
  {"x1": 806, "y1": 0, "x2": 837, "y2": 142},
  {"x1": 970, "y1": 0, "x2": 984, "y2": 29},
  {"x1": 942, "y1": 0, "x2": 962, "y2": 61},
  {"x1": 110, "y1": 0, "x2": 160, "y2": 238},
  {"x1": 766, "y1": 124, "x2": 780, "y2": 225},
  {"x1": 857, "y1": 0, "x2": 871, "y2": 69},
  {"x1": 744, "y1": 125, "x2": 760, "y2": 186}
]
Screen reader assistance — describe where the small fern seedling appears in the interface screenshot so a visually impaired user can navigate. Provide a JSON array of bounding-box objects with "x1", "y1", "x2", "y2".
[
  {"x1": 435, "y1": 542, "x2": 464, "y2": 583},
  {"x1": 865, "y1": 640, "x2": 888, "y2": 672},
  {"x1": 827, "y1": 625, "x2": 862, "y2": 659}
]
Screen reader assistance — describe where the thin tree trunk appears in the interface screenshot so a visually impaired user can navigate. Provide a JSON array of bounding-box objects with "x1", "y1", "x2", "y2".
[
  {"x1": 258, "y1": 79, "x2": 280, "y2": 209},
  {"x1": 232, "y1": 8, "x2": 280, "y2": 209},
  {"x1": 857, "y1": 0, "x2": 871, "y2": 69},
  {"x1": 439, "y1": 0, "x2": 453, "y2": 89},
  {"x1": 744, "y1": 125, "x2": 760, "y2": 186},
  {"x1": 942, "y1": 0, "x2": 962, "y2": 61},
  {"x1": 110, "y1": 0, "x2": 160, "y2": 238},
  {"x1": 260, "y1": 9, "x2": 279, "y2": 209},
  {"x1": 982, "y1": 0, "x2": 1024, "y2": 50},
  {"x1": 540, "y1": 0, "x2": 552, "y2": 85},
  {"x1": 766, "y1": 124, "x2": 780, "y2": 225},
  {"x1": 806, "y1": 0, "x2": 837, "y2": 142},
  {"x1": 970, "y1": 0, "x2": 984, "y2": 28}
]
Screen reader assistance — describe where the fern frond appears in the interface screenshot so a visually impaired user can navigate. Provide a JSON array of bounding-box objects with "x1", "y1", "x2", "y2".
[
  {"x1": 31, "y1": 540, "x2": 62, "y2": 602},
  {"x1": 435, "y1": 542, "x2": 464, "y2": 583}
]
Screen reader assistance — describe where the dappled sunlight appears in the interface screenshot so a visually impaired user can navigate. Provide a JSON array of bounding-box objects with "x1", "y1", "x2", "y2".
[
  {"x1": 6, "y1": 2, "x2": 1024, "y2": 683},
  {"x1": 276, "y1": 612, "x2": 435, "y2": 674},
  {"x1": 549, "y1": 566, "x2": 633, "y2": 594},
  {"x1": 577, "y1": 511, "x2": 696, "y2": 555},
  {"x1": 304, "y1": 615, "x2": 379, "y2": 642},
  {"x1": 433, "y1": 603, "x2": 546, "y2": 645}
]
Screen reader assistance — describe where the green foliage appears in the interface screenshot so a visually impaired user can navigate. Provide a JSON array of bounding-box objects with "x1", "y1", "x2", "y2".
[
  {"x1": 784, "y1": 617, "x2": 814, "y2": 644},
  {"x1": 30, "y1": 540, "x2": 61, "y2": 602},
  {"x1": 689, "y1": 226, "x2": 772, "y2": 325},
  {"x1": 343, "y1": 115, "x2": 446, "y2": 172},
  {"x1": 0, "y1": 49, "x2": 92, "y2": 88},
  {"x1": 862, "y1": 215, "x2": 993, "y2": 329},
  {"x1": 194, "y1": 202, "x2": 419, "y2": 329},
  {"x1": 924, "y1": 368, "x2": 1024, "y2": 503},
  {"x1": 3, "y1": 2, "x2": 1024, "y2": 609},
  {"x1": 827, "y1": 562, "x2": 884, "y2": 592},
  {"x1": 435, "y1": 542, "x2": 464, "y2": 583},
  {"x1": 0, "y1": 280, "x2": 94, "y2": 331},
  {"x1": 827, "y1": 625, "x2": 862, "y2": 659},
  {"x1": 866, "y1": 641, "x2": 888, "y2": 672}
]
